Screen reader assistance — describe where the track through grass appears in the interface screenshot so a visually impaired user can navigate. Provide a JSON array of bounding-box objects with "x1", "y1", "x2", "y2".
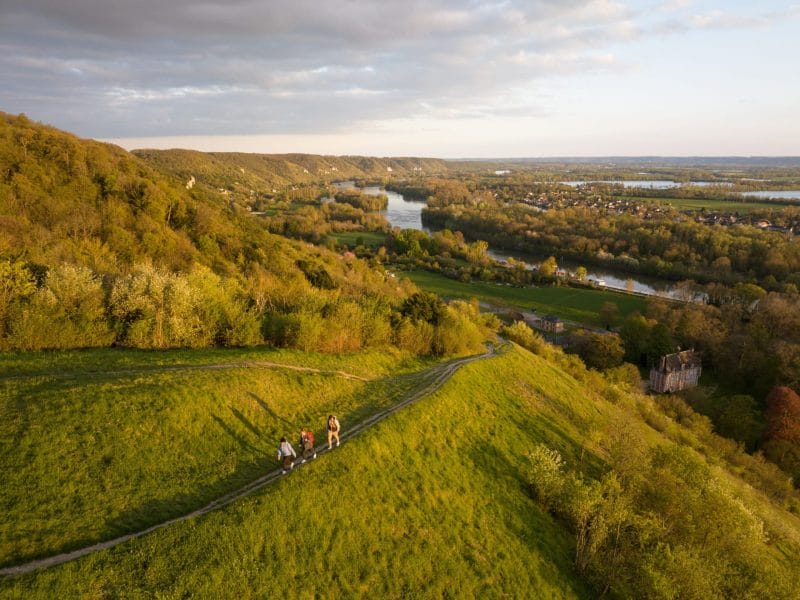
[{"x1": 0, "y1": 346, "x2": 496, "y2": 576}]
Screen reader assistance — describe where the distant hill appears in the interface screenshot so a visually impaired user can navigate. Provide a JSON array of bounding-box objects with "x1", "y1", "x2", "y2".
[{"x1": 133, "y1": 148, "x2": 450, "y2": 196}]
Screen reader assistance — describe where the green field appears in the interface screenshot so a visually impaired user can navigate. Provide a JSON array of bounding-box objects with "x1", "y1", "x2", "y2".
[
  {"x1": 402, "y1": 270, "x2": 648, "y2": 326},
  {"x1": 627, "y1": 195, "x2": 783, "y2": 212},
  {"x1": 0, "y1": 346, "x2": 443, "y2": 568},
  {"x1": 3, "y1": 344, "x2": 799, "y2": 597},
  {"x1": 1, "y1": 345, "x2": 594, "y2": 597},
  {"x1": 331, "y1": 230, "x2": 388, "y2": 248}
]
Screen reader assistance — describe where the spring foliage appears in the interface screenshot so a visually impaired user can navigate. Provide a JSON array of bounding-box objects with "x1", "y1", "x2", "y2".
[{"x1": 0, "y1": 113, "x2": 489, "y2": 355}]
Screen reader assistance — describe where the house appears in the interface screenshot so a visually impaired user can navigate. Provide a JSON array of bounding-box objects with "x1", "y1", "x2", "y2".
[
  {"x1": 649, "y1": 350, "x2": 702, "y2": 393},
  {"x1": 540, "y1": 315, "x2": 565, "y2": 333}
]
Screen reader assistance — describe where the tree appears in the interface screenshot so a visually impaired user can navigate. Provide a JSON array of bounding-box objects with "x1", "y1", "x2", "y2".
[
  {"x1": 764, "y1": 386, "x2": 800, "y2": 444},
  {"x1": 619, "y1": 313, "x2": 654, "y2": 366},
  {"x1": 715, "y1": 395, "x2": 763, "y2": 451},
  {"x1": 575, "y1": 266, "x2": 588, "y2": 281},
  {"x1": 400, "y1": 292, "x2": 446, "y2": 326},
  {"x1": 648, "y1": 323, "x2": 674, "y2": 364},
  {"x1": 539, "y1": 256, "x2": 558, "y2": 277},
  {"x1": 599, "y1": 301, "x2": 619, "y2": 330},
  {"x1": 762, "y1": 386, "x2": 800, "y2": 483},
  {"x1": 569, "y1": 330, "x2": 625, "y2": 370}
]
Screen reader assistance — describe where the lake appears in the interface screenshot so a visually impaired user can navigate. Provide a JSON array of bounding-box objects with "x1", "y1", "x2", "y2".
[
  {"x1": 561, "y1": 180, "x2": 729, "y2": 189},
  {"x1": 737, "y1": 190, "x2": 800, "y2": 200}
]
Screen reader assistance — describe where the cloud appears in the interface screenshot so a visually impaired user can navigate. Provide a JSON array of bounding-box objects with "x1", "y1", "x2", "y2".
[{"x1": 0, "y1": 0, "x2": 794, "y2": 139}]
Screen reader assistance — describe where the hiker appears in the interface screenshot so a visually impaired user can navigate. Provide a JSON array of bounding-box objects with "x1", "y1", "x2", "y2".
[
  {"x1": 277, "y1": 437, "x2": 296, "y2": 473},
  {"x1": 300, "y1": 427, "x2": 317, "y2": 463},
  {"x1": 327, "y1": 414, "x2": 341, "y2": 449}
]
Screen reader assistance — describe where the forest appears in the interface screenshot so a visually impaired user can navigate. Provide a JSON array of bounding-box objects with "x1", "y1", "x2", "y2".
[{"x1": 0, "y1": 113, "x2": 490, "y2": 356}]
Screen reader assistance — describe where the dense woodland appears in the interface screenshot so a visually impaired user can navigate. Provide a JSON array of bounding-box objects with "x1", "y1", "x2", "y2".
[
  {"x1": 0, "y1": 113, "x2": 490, "y2": 356},
  {"x1": 422, "y1": 191, "x2": 800, "y2": 290}
]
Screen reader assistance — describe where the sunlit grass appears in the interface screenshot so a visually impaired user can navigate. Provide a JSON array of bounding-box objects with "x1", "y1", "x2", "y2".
[
  {"x1": 402, "y1": 269, "x2": 647, "y2": 325},
  {"x1": 2, "y1": 346, "x2": 595, "y2": 598},
  {"x1": 0, "y1": 346, "x2": 440, "y2": 566}
]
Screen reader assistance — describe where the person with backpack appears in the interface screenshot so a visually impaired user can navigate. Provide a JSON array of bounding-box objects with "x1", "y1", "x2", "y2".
[
  {"x1": 326, "y1": 414, "x2": 341, "y2": 449},
  {"x1": 277, "y1": 437, "x2": 296, "y2": 474},
  {"x1": 299, "y1": 427, "x2": 317, "y2": 463}
]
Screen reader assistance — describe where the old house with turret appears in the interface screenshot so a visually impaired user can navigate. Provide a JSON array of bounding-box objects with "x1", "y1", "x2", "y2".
[{"x1": 649, "y1": 350, "x2": 702, "y2": 393}]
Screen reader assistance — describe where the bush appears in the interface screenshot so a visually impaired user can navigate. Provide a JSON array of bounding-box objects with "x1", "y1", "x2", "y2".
[
  {"x1": 525, "y1": 444, "x2": 568, "y2": 511},
  {"x1": 500, "y1": 321, "x2": 548, "y2": 355}
]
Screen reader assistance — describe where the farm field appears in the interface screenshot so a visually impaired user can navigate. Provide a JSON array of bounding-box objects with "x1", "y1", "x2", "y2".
[{"x1": 401, "y1": 270, "x2": 648, "y2": 326}]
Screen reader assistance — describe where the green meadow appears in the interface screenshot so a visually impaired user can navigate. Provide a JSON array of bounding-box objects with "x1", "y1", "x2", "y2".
[
  {"x1": 331, "y1": 230, "x2": 388, "y2": 248},
  {"x1": 402, "y1": 270, "x2": 648, "y2": 326},
  {"x1": 0, "y1": 347, "x2": 444, "y2": 568},
  {"x1": 3, "y1": 344, "x2": 799, "y2": 597},
  {"x1": 1, "y1": 345, "x2": 596, "y2": 598}
]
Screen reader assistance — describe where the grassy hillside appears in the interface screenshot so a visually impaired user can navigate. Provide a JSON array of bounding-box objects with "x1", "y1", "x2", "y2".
[
  {"x1": 3, "y1": 344, "x2": 799, "y2": 597},
  {"x1": 0, "y1": 346, "x2": 447, "y2": 567}
]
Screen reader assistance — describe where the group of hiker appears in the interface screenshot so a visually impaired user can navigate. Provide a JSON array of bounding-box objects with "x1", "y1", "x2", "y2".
[{"x1": 277, "y1": 414, "x2": 341, "y2": 474}]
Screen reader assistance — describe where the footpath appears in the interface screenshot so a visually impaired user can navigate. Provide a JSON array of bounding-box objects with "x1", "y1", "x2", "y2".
[{"x1": 0, "y1": 343, "x2": 502, "y2": 578}]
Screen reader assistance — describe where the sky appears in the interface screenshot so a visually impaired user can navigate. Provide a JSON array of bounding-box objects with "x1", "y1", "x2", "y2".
[{"x1": 1, "y1": 0, "x2": 799, "y2": 157}]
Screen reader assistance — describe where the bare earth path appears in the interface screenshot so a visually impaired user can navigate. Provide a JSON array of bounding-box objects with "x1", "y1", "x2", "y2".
[{"x1": 0, "y1": 344, "x2": 501, "y2": 578}]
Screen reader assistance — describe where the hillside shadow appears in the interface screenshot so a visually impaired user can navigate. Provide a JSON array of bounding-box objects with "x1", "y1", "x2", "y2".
[
  {"x1": 248, "y1": 392, "x2": 294, "y2": 429},
  {"x1": 211, "y1": 415, "x2": 263, "y2": 455},
  {"x1": 462, "y1": 441, "x2": 594, "y2": 598},
  {"x1": 230, "y1": 406, "x2": 262, "y2": 438}
]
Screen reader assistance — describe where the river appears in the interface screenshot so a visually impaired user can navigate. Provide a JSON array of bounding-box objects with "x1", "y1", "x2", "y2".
[{"x1": 336, "y1": 181, "x2": 681, "y2": 299}]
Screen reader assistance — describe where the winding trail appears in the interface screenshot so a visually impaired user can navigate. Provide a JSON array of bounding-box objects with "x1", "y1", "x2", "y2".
[
  {"x1": 0, "y1": 344, "x2": 502, "y2": 578},
  {"x1": 0, "y1": 360, "x2": 369, "y2": 383}
]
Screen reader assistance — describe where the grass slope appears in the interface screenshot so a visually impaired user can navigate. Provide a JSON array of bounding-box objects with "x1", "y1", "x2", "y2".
[
  {"x1": 3, "y1": 345, "x2": 799, "y2": 597},
  {"x1": 1, "y1": 346, "x2": 599, "y2": 598},
  {"x1": 0, "y1": 347, "x2": 441, "y2": 567},
  {"x1": 402, "y1": 270, "x2": 647, "y2": 326}
]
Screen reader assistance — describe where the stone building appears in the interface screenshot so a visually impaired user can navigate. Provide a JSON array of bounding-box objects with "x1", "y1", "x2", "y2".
[
  {"x1": 540, "y1": 315, "x2": 565, "y2": 333},
  {"x1": 649, "y1": 350, "x2": 702, "y2": 393}
]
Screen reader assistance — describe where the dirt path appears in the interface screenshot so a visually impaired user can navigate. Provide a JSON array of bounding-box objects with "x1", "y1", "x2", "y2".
[
  {"x1": 0, "y1": 360, "x2": 369, "y2": 383},
  {"x1": 0, "y1": 344, "x2": 502, "y2": 578}
]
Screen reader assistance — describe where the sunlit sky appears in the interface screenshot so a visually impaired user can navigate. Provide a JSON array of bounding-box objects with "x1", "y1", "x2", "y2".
[{"x1": 1, "y1": 1, "x2": 798, "y2": 157}]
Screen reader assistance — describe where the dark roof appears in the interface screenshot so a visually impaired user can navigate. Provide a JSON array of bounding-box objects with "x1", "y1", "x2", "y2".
[
  {"x1": 655, "y1": 350, "x2": 701, "y2": 373},
  {"x1": 543, "y1": 315, "x2": 561, "y2": 322}
]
